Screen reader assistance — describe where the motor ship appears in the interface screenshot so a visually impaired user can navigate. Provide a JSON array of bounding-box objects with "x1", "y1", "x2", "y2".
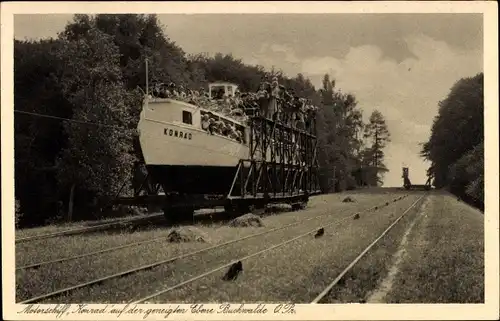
[{"x1": 138, "y1": 81, "x2": 256, "y2": 195}]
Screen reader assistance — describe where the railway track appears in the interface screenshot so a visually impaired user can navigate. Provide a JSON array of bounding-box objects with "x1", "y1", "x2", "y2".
[
  {"x1": 17, "y1": 234, "x2": 168, "y2": 271},
  {"x1": 18, "y1": 195, "x2": 407, "y2": 304},
  {"x1": 16, "y1": 195, "x2": 400, "y2": 271},
  {"x1": 130, "y1": 194, "x2": 423, "y2": 304},
  {"x1": 15, "y1": 213, "x2": 164, "y2": 244},
  {"x1": 311, "y1": 194, "x2": 425, "y2": 303}
]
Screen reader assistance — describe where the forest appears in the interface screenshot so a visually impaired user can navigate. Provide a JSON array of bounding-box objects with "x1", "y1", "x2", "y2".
[{"x1": 14, "y1": 14, "x2": 482, "y2": 227}]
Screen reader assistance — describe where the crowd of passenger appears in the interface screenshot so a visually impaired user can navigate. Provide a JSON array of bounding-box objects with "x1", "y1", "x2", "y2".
[
  {"x1": 149, "y1": 77, "x2": 319, "y2": 137},
  {"x1": 200, "y1": 112, "x2": 244, "y2": 142}
]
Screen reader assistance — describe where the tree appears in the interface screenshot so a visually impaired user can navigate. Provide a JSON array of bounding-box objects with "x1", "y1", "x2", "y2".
[
  {"x1": 14, "y1": 13, "x2": 373, "y2": 226},
  {"x1": 362, "y1": 110, "x2": 391, "y2": 186},
  {"x1": 316, "y1": 74, "x2": 364, "y2": 191},
  {"x1": 62, "y1": 14, "x2": 197, "y2": 91},
  {"x1": 14, "y1": 38, "x2": 71, "y2": 226},
  {"x1": 55, "y1": 27, "x2": 138, "y2": 219},
  {"x1": 421, "y1": 73, "x2": 484, "y2": 208}
]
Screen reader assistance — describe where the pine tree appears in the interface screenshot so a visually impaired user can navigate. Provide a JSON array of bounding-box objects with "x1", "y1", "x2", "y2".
[{"x1": 362, "y1": 110, "x2": 391, "y2": 185}]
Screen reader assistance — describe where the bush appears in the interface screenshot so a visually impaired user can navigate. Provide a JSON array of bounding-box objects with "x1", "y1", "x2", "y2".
[
  {"x1": 448, "y1": 141, "x2": 484, "y2": 208},
  {"x1": 15, "y1": 199, "x2": 23, "y2": 228},
  {"x1": 345, "y1": 174, "x2": 358, "y2": 191}
]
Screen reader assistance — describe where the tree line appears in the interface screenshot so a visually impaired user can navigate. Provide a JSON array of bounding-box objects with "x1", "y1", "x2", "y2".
[
  {"x1": 421, "y1": 73, "x2": 484, "y2": 210},
  {"x1": 14, "y1": 14, "x2": 391, "y2": 227}
]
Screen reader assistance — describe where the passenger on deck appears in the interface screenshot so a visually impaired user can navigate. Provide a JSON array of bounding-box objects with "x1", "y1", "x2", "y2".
[
  {"x1": 214, "y1": 119, "x2": 225, "y2": 135},
  {"x1": 162, "y1": 86, "x2": 171, "y2": 98},
  {"x1": 230, "y1": 107, "x2": 244, "y2": 117},
  {"x1": 214, "y1": 88, "x2": 225, "y2": 100},
  {"x1": 178, "y1": 85, "x2": 187, "y2": 100},
  {"x1": 234, "y1": 90, "x2": 242, "y2": 106},
  {"x1": 278, "y1": 85, "x2": 286, "y2": 100},
  {"x1": 187, "y1": 89, "x2": 198, "y2": 104},
  {"x1": 228, "y1": 124, "x2": 238, "y2": 140},
  {"x1": 151, "y1": 83, "x2": 161, "y2": 97},
  {"x1": 222, "y1": 122, "x2": 231, "y2": 136},
  {"x1": 296, "y1": 113, "x2": 306, "y2": 130},
  {"x1": 257, "y1": 82, "x2": 271, "y2": 118},
  {"x1": 170, "y1": 84, "x2": 179, "y2": 98},
  {"x1": 283, "y1": 89, "x2": 294, "y2": 111},
  {"x1": 208, "y1": 117, "x2": 216, "y2": 134},
  {"x1": 201, "y1": 114, "x2": 210, "y2": 131},
  {"x1": 267, "y1": 79, "x2": 282, "y2": 119}
]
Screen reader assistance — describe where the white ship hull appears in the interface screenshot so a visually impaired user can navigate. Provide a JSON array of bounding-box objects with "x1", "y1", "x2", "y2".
[
  {"x1": 138, "y1": 98, "x2": 250, "y2": 166},
  {"x1": 137, "y1": 98, "x2": 251, "y2": 194},
  {"x1": 139, "y1": 116, "x2": 249, "y2": 167}
]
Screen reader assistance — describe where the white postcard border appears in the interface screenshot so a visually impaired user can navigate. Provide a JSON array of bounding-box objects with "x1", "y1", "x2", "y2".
[{"x1": 2, "y1": 2, "x2": 498, "y2": 320}]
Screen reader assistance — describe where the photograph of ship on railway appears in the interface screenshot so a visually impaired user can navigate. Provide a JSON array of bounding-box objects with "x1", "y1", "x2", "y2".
[{"x1": 3, "y1": 2, "x2": 498, "y2": 317}]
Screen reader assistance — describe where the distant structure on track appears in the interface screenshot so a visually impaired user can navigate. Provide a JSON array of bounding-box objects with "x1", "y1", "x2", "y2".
[
  {"x1": 116, "y1": 60, "x2": 321, "y2": 223},
  {"x1": 402, "y1": 167, "x2": 432, "y2": 191}
]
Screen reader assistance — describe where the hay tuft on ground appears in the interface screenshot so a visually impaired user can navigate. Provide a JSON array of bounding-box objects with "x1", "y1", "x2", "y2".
[
  {"x1": 228, "y1": 214, "x2": 264, "y2": 227},
  {"x1": 342, "y1": 196, "x2": 356, "y2": 203},
  {"x1": 166, "y1": 227, "x2": 210, "y2": 243}
]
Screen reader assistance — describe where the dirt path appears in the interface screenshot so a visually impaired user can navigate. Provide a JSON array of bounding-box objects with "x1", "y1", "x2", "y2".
[{"x1": 366, "y1": 197, "x2": 430, "y2": 303}]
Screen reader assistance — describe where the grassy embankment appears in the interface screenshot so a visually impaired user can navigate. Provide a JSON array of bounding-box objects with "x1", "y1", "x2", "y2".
[
  {"x1": 383, "y1": 193, "x2": 484, "y2": 303},
  {"x1": 317, "y1": 192, "x2": 483, "y2": 304},
  {"x1": 17, "y1": 192, "x2": 398, "y2": 302}
]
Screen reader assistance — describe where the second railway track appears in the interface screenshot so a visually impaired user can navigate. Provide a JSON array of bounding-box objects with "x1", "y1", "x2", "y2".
[{"x1": 15, "y1": 213, "x2": 165, "y2": 244}]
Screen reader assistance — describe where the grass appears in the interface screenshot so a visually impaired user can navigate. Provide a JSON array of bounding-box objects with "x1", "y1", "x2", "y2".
[
  {"x1": 17, "y1": 195, "x2": 394, "y2": 302},
  {"x1": 20, "y1": 189, "x2": 482, "y2": 304},
  {"x1": 16, "y1": 193, "x2": 387, "y2": 267},
  {"x1": 320, "y1": 194, "x2": 427, "y2": 303},
  {"x1": 15, "y1": 191, "x2": 395, "y2": 240},
  {"x1": 16, "y1": 192, "x2": 392, "y2": 303},
  {"x1": 141, "y1": 195, "x2": 420, "y2": 303},
  {"x1": 383, "y1": 193, "x2": 484, "y2": 303},
  {"x1": 15, "y1": 212, "x2": 163, "y2": 240},
  {"x1": 51, "y1": 216, "x2": 328, "y2": 303}
]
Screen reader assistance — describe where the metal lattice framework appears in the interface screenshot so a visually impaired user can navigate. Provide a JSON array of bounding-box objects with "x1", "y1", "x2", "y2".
[{"x1": 228, "y1": 114, "x2": 321, "y2": 200}]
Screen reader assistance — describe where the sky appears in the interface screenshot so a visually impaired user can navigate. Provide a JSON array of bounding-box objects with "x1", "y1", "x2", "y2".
[{"x1": 14, "y1": 13, "x2": 484, "y2": 187}]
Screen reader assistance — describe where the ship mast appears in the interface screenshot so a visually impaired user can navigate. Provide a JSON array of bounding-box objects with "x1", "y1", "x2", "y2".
[{"x1": 145, "y1": 58, "x2": 149, "y2": 108}]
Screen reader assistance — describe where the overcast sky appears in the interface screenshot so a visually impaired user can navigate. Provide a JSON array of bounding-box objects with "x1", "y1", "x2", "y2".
[{"x1": 14, "y1": 13, "x2": 483, "y2": 187}]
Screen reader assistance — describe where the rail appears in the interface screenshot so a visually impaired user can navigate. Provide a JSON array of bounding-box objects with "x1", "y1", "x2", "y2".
[
  {"x1": 15, "y1": 213, "x2": 163, "y2": 244},
  {"x1": 311, "y1": 194, "x2": 426, "y2": 303},
  {"x1": 18, "y1": 195, "x2": 406, "y2": 304},
  {"x1": 130, "y1": 195, "x2": 412, "y2": 304}
]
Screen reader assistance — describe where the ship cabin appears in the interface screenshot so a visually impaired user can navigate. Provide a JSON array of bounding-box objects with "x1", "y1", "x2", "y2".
[{"x1": 208, "y1": 82, "x2": 239, "y2": 100}]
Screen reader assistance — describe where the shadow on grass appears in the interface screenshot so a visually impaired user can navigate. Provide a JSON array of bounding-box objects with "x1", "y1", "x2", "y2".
[
  {"x1": 55, "y1": 203, "x2": 297, "y2": 238},
  {"x1": 344, "y1": 187, "x2": 409, "y2": 195}
]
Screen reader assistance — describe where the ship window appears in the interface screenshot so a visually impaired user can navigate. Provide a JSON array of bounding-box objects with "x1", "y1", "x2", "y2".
[{"x1": 182, "y1": 111, "x2": 192, "y2": 125}]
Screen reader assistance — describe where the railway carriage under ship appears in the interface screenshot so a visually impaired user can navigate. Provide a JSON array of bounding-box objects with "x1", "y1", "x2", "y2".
[{"x1": 125, "y1": 79, "x2": 321, "y2": 223}]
